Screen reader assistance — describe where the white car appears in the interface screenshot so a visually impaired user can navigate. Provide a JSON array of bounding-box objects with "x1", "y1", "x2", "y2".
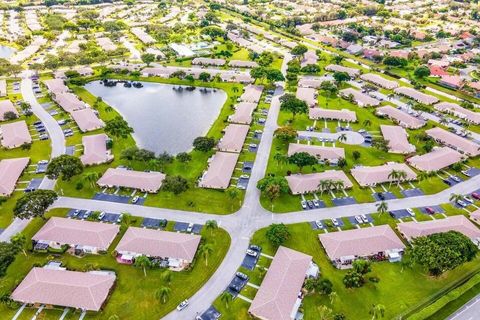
[
  {"x1": 187, "y1": 223, "x2": 194, "y2": 233},
  {"x1": 132, "y1": 196, "x2": 139, "y2": 204},
  {"x1": 464, "y1": 196, "x2": 474, "y2": 204},
  {"x1": 315, "y1": 220, "x2": 323, "y2": 228},
  {"x1": 246, "y1": 249, "x2": 258, "y2": 257},
  {"x1": 331, "y1": 218, "x2": 339, "y2": 226},
  {"x1": 360, "y1": 214, "x2": 369, "y2": 223},
  {"x1": 177, "y1": 300, "x2": 189, "y2": 311},
  {"x1": 98, "y1": 211, "x2": 106, "y2": 220},
  {"x1": 406, "y1": 208, "x2": 415, "y2": 217},
  {"x1": 457, "y1": 200, "x2": 467, "y2": 207},
  {"x1": 354, "y1": 216, "x2": 363, "y2": 224}
]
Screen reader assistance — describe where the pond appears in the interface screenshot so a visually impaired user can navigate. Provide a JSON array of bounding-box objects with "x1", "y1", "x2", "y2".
[
  {"x1": 0, "y1": 45, "x2": 16, "y2": 59},
  {"x1": 84, "y1": 80, "x2": 227, "y2": 154}
]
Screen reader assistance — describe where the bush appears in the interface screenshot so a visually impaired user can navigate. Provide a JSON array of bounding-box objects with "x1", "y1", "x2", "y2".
[{"x1": 76, "y1": 182, "x2": 84, "y2": 190}]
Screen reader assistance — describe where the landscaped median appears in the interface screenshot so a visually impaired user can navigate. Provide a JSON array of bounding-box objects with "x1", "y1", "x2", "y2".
[{"x1": 0, "y1": 208, "x2": 231, "y2": 319}]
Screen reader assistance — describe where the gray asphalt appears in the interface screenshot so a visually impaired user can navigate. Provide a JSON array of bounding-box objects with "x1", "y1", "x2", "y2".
[{"x1": 448, "y1": 293, "x2": 480, "y2": 320}]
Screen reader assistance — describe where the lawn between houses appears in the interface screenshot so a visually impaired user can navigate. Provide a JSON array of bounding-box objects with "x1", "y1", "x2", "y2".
[
  {"x1": 0, "y1": 208, "x2": 231, "y2": 319},
  {"x1": 52, "y1": 73, "x2": 254, "y2": 214},
  {"x1": 213, "y1": 222, "x2": 480, "y2": 320}
]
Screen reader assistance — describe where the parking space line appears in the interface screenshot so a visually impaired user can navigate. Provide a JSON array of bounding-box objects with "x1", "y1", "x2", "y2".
[{"x1": 260, "y1": 253, "x2": 274, "y2": 259}]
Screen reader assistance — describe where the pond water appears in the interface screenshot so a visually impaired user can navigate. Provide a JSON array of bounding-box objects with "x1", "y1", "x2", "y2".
[
  {"x1": 0, "y1": 45, "x2": 16, "y2": 59},
  {"x1": 85, "y1": 80, "x2": 227, "y2": 154}
]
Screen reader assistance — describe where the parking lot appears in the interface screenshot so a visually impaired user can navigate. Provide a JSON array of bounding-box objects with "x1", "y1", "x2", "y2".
[
  {"x1": 198, "y1": 306, "x2": 221, "y2": 320},
  {"x1": 93, "y1": 192, "x2": 130, "y2": 203},
  {"x1": 173, "y1": 222, "x2": 203, "y2": 234},
  {"x1": 241, "y1": 245, "x2": 261, "y2": 270}
]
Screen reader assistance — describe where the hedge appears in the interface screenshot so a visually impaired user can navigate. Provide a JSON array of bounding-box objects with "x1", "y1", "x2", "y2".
[{"x1": 409, "y1": 273, "x2": 480, "y2": 320}]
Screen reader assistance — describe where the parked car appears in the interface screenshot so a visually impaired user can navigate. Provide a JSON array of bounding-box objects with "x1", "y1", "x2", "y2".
[
  {"x1": 38, "y1": 160, "x2": 48, "y2": 165},
  {"x1": 464, "y1": 196, "x2": 474, "y2": 204},
  {"x1": 177, "y1": 300, "x2": 189, "y2": 311},
  {"x1": 187, "y1": 223, "x2": 194, "y2": 233},
  {"x1": 457, "y1": 200, "x2": 467, "y2": 207},
  {"x1": 462, "y1": 170, "x2": 471, "y2": 177},
  {"x1": 360, "y1": 214, "x2": 369, "y2": 223},
  {"x1": 117, "y1": 214, "x2": 123, "y2": 223},
  {"x1": 246, "y1": 249, "x2": 258, "y2": 257},
  {"x1": 301, "y1": 201, "x2": 308, "y2": 210},
  {"x1": 425, "y1": 207, "x2": 435, "y2": 214},
  {"x1": 236, "y1": 272, "x2": 249, "y2": 281},
  {"x1": 132, "y1": 196, "x2": 139, "y2": 204},
  {"x1": 312, "y1": 199, "x2": 320, "y2": 208},
  {"x1": 307, "y1": 200, "x2": 314, "y2": 208},
  {"x1": 451, "y1": 176, "x2": 461, "y2": 182},
  {"x1": 406, "y1": 208, "x2": 415, "y2": 216},
  {"x1": 39, "y1": 134, "x2": 49, "y2": 140},
  {"x1": 315, "y1": 220, "x2": 323, "y2": 228},
  {"x1": 331, "y1": 218, "x2": 339, "y2": 226},
  {"x1": 72, "y1": 209, "x2": 80, "y2": 217},
  {"x1": 354, "y1": 216, "x2": 362, "y2": 224},
  {"x1": 229, "y1": 284, "x2": 241, "y2": 292},
  {"x1": 443, "y1": 179, "x2": 452, "y2": 186},
  {"x1": 83, "y1": 210, "x2": 92, "y2": 219},
  {"x1": 472, "y1": 192, "x2": 480, "y2": 200},
  {"x1": 249, "y1": 245, "x2": 261, "y2": 251},
  {"x1": 98, "y1": 211, "x2": 106, "y2": 220}
]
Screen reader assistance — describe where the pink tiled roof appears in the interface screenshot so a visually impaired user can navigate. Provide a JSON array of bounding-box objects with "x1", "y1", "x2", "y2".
[
  {"x1": 398, "y1": 215, "x2": 480, "y2": 241},
  {"x1": 288, "y1": 143, "x2": 344, "y2": 160},
  {"x1": 199, "y1": 152, "x2": 239, "y2": 189},
  {"x1": 97, "y1": 168, "x2": 165, "y2": 192},
  {"x1": 300, "y1": 50, "x2": 318, "y2": 67},
  {"x1": 218, "y1": 124, "x2": 249, "y2": 153},
  {"x1": 115, "y1": 227, "x2": 201, "y2": 261},
  {"x1": 286, "y1": 171, "x2": 353, "y2": 195},
  {"x1": 351, "y1": 162, "x2": 417, "y2": 186},
  {"x1": 240, "y1": 85, "x2": 264, "y2": 103},
  {"x1": 339, "y1": 88, "x2": 380, "y2": 107},
  {"x1": 249, "y1": 246, "x2": 312, "y2": 320},
  {"x1": 319, "y1": 225, "x2": 405, "y2": 260},
  {"x1": 376, "y1": 106, "x2": 425, "y2": 129},
  {"x1": 0, "y1": 120, "x2": 32, "y2": 148},
  {"x1": 71, "y1": 109, "x2": 105, "y2": 133},
  {"x1": 192, "y1": 57, "x2": 226, "y2": 66},
  {"x1": 229, "y1": 102, "x2": 257, "y2": 124},
  {"x1": 394, "y1": 87, "x2": 439, "y2": 105},
  {"x1": 0, "y1": 157, "x2": 29, "y2": 196},
  {"x1": 426, "y1": 127, "x2": 480, "y2": 157},
  {"x1": 298, "y1": 75, "x2": 334, "y2": 89},
  {"x1": 54, "y1": 92, "x2": 85, "y2": 113},
  {"x1": 228, "y1": 60, "x2": 258, "y2": 68},
  {"x1": 325, "y1": 64, "x2": 360, "y2": 77},
  {"x1": 407, "y1": 147, "x2": 464, "y2": 172},
  {"x1": 429, "y1": 65, "x2": 449, "y2": 76},
  {"x1": 360, "y1": 73, "x2": 398, "y2": 89},
  {"x1": 80, "y1": 134, "x2": 113, "y2": 166},
  {"x1": 12, "y1": 268, "x2": 115, "y2": 311},
  {"x1": 439, "y1": 75, "x2": 464, "y2": 88},
  {"x1": 44, "y1": 78, "x2": 68, "y2": 94},
  {"x1": 0, "y1": 100, "x2": 18, "y2": 121},
  {"x1": 296, "y1": 87, "x2": 317, "y2": 106},
  {"x1": 380, "y1": 125, "x2": 415, "y2": 154},
  {"x1": 434, "y1": 102, "x2": 480, "y2": 125},
  {"x1": 33, "y1": 217, "x2": 119, "y2": 250},
  {"x1": 309, "y1": 108, "x2": 357, "y2": 122}
]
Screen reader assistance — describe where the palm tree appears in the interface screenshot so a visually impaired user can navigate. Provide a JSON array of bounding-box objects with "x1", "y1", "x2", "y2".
[
  {"x1": 417, "y1": 172, "x2": 429, "y2": 181},
  {"x1": 304, "y1": 278, "x2": 318, "y2": 295},
  {"x1": 161, "y1": 270, "x2": 172, "y2": 284},
  {"x1": 376, "y1": 201, "x2": 388, "y2": 216},
  {"x1": 370, "y1": 304, "x2": 386, "y2": 319},
  {"x1": 318, "y1": 179, "x2": 331, "y2": 196},
  {"x1": 134, "y1": 255, "x2": 151, "y2": 277},
  {"x1": 396, "y1": 170, "x2": 407, "y2": 187},
  {"x1": 205, "y1": 220, "x2": 218, "y2": 235},
  {"x1": 220, "y1": 292, "x2": 233, "y2": 309},
  {"x1": 337, "y1": 133, "x2": 347, "y2": 143},
  {"x1": 82, "y1": 171, "x2": 99, "y2": 188},
  {"x1": 155, "y1": 286, "x2": 172, "y2": 304},
  {"x1": 329, "y1": 291, "x2": 338, "y2": 305},
  {"x1": 317, "y1": 305, "x2": 333, "y2": 320},
  {"x1": 226, "y1": 187, "x2": 239, "y2": 210},
  {"x1": 387, "y1": 169, "x2": 399, "y2": 188},
  {"x1": 450, "y1": 193, "x2": 464, "y2": 203},
  {"x1": 200, "y1": 243, "x2": 214, "y2": 266},
  {"x1": 363, "y1": 119, "x2": 372, "y2": 128}
]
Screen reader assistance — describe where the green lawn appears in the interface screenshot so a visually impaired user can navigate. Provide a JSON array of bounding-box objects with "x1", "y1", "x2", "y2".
[{"x1": 0, "y1": 208, "x2": 231, "y2": 320}]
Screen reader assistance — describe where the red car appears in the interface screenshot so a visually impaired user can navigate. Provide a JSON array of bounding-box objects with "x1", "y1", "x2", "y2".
[
  {"x1": 425, "y1": 207, "x2": 435, "y2": 214},
  {"x1": 472, "y1": 192, "x2": 480, "y2": 200}
]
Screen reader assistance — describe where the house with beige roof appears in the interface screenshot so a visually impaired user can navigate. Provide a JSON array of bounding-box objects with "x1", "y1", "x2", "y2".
[
  {"x1": 398, "y1": 215, "x2": 480, "y2": 242},
  {"x1": 228, "y1": 60, "x2": 258, "y2": 68},
  {"x1": 426, "y1": 127, "x2": 480, "y2": 157},
  {"x1": 115, "y1": 227, "x2": 201, "y2": 271},
  {"x1": 350, "y1": 162, "x2": 417, "y2": 187},
  {"x1": 285, "y1": 171, "x2": 353, "y2": 195},
  {"x1": 249, "y1": 246, "x2": 314, "y2": 320},
  {"x1": 325, "y1": 64, "x2": 360, "y2": 78},
  {"x1": 0, "y1": 100, "x2": 18, "y2": 121},
  {"x1": 43, "y1": 78, "x2": 69, "y2": 94},
  {"x1": 319, "y1": 225, "x2": 405, "y2": 268},
  {"x1": 192, "y1": 57, "x2": 226, "y2": 66},
  {"x1": 32, "y1": 217, "x2": 119, "y2": 254},
  {"x1": 0, "y1": 157, "x2": 29, "y2": 197},
  {"x1": 217, "y1": 124, "x2": 249, "y2": 153},
  {"x1": 380, "y1": 125, "x2": 415, "y2": 154},
  {"x1": 97, "y1": 167, "x2": 165, "y2": 193},
  {"x1": 394, "y1": 87, "x2": 439, "y2": 105},
  {"x1": 0, "y1": 120, "x2": 32, "y2": 149},
  {"x1": 80, "y1": 134, "x2": 113, "y2": 166},
  {"x1": 240, "y1": 85, "x2": 264, "y2": 103},
  {"x1": 288, "y1": 143, "x2": 345, "y2": 162},
  {"x1": 298, "y1": 75, "x2": 334, "y2": 89},
  {"x1": 339, "y1": 88, "x2": 380, "y2": 107},
  {"x1": 309, "y1": 108, "x2": 357, "y2": 122},
  {"x1": 71, "y1": 108, "x2": 105, "y2": 133},
  {"x1": 376, "y1": 106, "x2": 425, "y2": 129},
  {"x1": 199, "y1": 152, "x2": 239, "y2": 189},
  {"x1": 296, "y1": 87, "x2": 317, "y2": 107},
  {"x1": 434, "y1": 102, "x2": 480, "y2": 125},
  {"x1": 53, "y1": 92, "x2": 86, "y2": 113},
  {"x1": 229, "y1": 102, "x2": 257, "y2": 124},
  {"x1": 407, "y1": 147, "x2": 464, "y2": 172},
  {"x1": 12, "y1": 267, "x2": 116, "y2": 311},
  {"x1": 360, "y1": 73, "x2": 399, "y2": 89}
]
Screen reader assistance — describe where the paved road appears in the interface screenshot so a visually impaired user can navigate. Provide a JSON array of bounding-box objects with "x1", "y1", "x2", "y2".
[{"x1": 448, "y1": 293, "x2": 480, "y2": 320}]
